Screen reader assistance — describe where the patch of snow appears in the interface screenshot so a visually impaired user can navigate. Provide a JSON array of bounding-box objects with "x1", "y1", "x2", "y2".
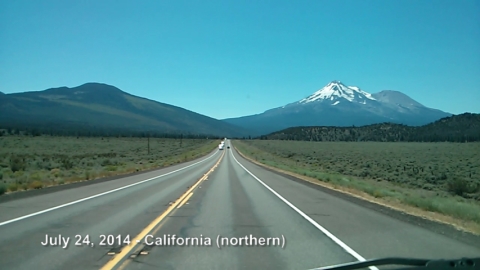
[{"x1": 332, "y1": 101, "x2": 340, "y2": 106}]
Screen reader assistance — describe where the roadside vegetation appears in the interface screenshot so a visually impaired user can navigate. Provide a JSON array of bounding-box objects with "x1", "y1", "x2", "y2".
[
  {"x1": 0, "y1": 135, "x2": 218, "y2": 195},
  {"x1": 233, "y1": 140, "x2": 480, "y2": 234}
]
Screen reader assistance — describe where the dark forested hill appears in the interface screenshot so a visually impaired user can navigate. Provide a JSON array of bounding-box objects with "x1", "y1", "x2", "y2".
[
  {"x1": 261, "y1": 113, "x2": 480, "y2": 142},
  {"x1": 0, "y1": 83, "x2": 248, "y2": 137}
]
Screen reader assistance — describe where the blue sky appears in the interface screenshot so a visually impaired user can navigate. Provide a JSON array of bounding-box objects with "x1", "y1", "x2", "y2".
[{"x1": 1, "y1": 0, "x2": 479, "y2": 119}]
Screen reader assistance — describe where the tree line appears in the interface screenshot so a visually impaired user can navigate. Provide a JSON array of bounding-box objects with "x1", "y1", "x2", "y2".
[
  {"x1": 258, "y1": 113, "x2": 480, "y2": 143},
  {"x1": 0, "y1": 125, "x2": 226, "y2": 140}
]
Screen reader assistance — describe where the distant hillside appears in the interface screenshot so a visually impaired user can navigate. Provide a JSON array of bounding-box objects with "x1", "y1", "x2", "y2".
[
  {"x1": 261, "y1": 113, "x2": 480, "y2": 142},
  {"x1": 0, "y1": 83, "x2": 248, "y2": 137}
]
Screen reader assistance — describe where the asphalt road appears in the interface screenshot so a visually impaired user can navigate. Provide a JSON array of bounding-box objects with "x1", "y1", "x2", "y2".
[{"x1": 0, "y1": 140, "x2": 479, "y2": 270}]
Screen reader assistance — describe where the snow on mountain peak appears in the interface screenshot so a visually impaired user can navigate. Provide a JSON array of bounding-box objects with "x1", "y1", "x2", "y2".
[{"x1": 299, "y1": 81, "x2": 376, "y2": 105}]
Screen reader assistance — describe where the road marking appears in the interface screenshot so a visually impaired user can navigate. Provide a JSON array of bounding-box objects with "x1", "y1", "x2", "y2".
[
  {"x1": 0, "y1": 150, "x2": 220, "y2": 227},
  {"x1": 230, "y1": 146, "x2": 379, "y2": 270},
  {"x1": 118, "y1": 202, "x2": 174, "y2": 270},
  {"x1": 177, "y1": 192, "x2": 193, "y2": 209},
  {"x1": 100, "y1": 150, "x2": 225, "y2": 270}
]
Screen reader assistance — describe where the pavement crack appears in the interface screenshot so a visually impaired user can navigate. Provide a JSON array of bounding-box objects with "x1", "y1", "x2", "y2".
[
  {"x1": 307, "y1": 213, "x2": 330, "y2": 217},
  {"x1": 233, "y1": 224, "x2": 272, "y2": 228}
]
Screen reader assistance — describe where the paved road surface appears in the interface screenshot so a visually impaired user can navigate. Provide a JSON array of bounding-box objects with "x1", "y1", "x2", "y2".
[{"x1": 0, "y1": 140, "x2": 479, "y2": 270}]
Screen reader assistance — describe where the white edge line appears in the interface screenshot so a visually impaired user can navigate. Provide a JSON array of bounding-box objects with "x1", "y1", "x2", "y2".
[
  {"x1": 230, "y1": 148, "x2": 379, "y2": 270},
  {"x1": 0, "y1": 150, "x2": 219, "y2": 227}
]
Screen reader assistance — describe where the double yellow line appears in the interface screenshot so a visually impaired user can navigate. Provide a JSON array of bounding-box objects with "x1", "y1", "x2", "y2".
[{"x1": 101, "y1": 150, "x2": 225, "y2": 270}]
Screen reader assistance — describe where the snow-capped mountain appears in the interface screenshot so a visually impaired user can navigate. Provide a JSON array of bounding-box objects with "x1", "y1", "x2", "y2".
[
  {"x1": 223, "y1": 80, "x2": 452, "y2": 136},
  {"x1": 298, "y1": 80, "x2": 375, "y2": 105}
]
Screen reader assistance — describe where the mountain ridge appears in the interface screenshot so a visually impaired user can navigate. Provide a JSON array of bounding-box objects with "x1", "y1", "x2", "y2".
[
  {"x1": 223, "y1": 80, "x2": 452, "y2": 136},
  {"x1": 0, "y1": 83, "x2": 249, "y2": 137},
  {"x1": 372, "y1": 90, "x2": 425, "y2": 108}
]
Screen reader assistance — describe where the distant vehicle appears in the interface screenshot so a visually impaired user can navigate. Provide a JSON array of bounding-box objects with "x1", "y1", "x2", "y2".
[
  {"x1": 227, "y1": 146, "x2": 230, "y2": 149},
  {"x1": 218, "y1": 144, "x2": 224, "y2": 150}
]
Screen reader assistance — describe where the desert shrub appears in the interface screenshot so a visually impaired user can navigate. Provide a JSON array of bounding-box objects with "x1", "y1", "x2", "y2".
[
  {"x1": 50, "y1": 168, "x2": 61, "y2": 177},
  {"x1": 447, "y1": 177, "x2": 475, "y2": 196},
  {"x1": 8, "y1": 183, "x2": 18, "y2": 192},
  {"x1": 105, "y1": 165, "x2": 117, "y2": 171},
  {"x1": 61, "y1": 157, "x2": 74, "y2": 169},
  {"x1": 10, "y1": 156, "x2": 26, "y2": 172},
  {"x1": 29, "y1": 180, "x2": 43, "y2": 189},
  {"x1": 29, "y1": 172, "x2": 42, "y2": 182},
  {"x1": 101, "y1": 159, "x2": 112, "y2": 166}
]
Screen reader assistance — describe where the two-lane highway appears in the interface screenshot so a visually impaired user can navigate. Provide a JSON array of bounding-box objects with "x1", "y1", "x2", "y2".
[
  {"x1": 0, "y1": 140, "x2": 479, "y2": 270},
  {"x1": 0, "y1": 149, "x2": 222, "y2": 269}
]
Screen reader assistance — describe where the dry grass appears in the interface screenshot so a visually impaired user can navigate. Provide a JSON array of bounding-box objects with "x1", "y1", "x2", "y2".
[{"x1": 0, "y1": 135, "x2": 219, "y2": 194}]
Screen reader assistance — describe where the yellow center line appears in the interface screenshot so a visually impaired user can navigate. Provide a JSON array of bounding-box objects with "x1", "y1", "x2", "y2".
[
  {"x1": 177, "y1": 192, "x2": 194, "y2": 209},
  {"x1": 100, "y1": 150, "x2": 225, "y2": 270},
  {"x1": 117, "y1": 211, "x2": 174, "y2": 270}
]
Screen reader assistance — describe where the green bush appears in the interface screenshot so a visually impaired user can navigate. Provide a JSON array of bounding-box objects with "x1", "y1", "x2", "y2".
[
  {"x1": 61, "y1": 157, "x2": 74, "y2": 169},
  {"x1": 105, "y1": 165, "x2": 117, "y2": 171},
  {"x1": 447, "y1": 177, "x2": 474, "y2": 196},
  {"x1": 101, "y1": 159, "x2": 112, "y2": 166},
  {"x1": 10, "y1": 156, "x2": 26, "y2": 172}
]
